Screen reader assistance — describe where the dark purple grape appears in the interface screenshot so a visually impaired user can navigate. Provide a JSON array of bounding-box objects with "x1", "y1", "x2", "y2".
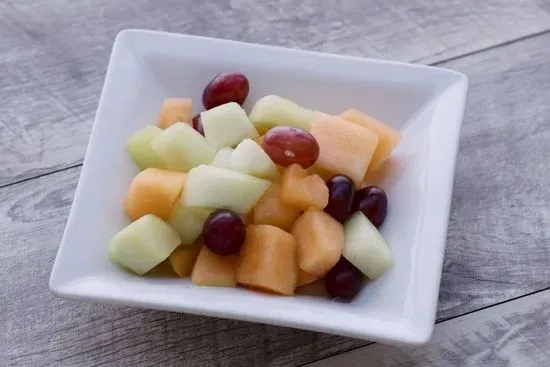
[
  {"x1": 203, "y1": 209, "x2": 246, "y2": 256},
  {"x1": 324, "y1": 258, "x2": 363, "y2": 300},
  {"x1": 353, "y1": 186, "x2": 388, "y2": 228},
  {"x1": 262, "y1": 126, "x2": 319, "y2": 168},
  {"x1": 192, "y1": 114, "x2": 204, "y2": 136},
  {"x1": 324, "y1": 175, "x2": 355, "y2": 222},
  {"x1": 202, "y1": 72, "x2": 249, "y2": 109}
]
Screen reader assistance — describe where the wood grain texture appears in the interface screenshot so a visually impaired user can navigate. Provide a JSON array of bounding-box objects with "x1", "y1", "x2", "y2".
[
  {"x1": 1, "y1": 0, "x2": 550, "y2": 186},
  {"x1": 306, "y1": 290, "x2": 550, "y2": 367},
  {"x1": 1, "y1": 168, "x2": 365, "y2": 366},
  {"x1": 2, "y1": 31, "x2": 550, "y2": 366}
]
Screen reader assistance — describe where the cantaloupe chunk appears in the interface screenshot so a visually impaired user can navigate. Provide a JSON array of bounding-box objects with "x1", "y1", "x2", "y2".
[
  {"x1": 291, "y1": 209, "x2": 344, "y2": 277},
  {"x1": 124, "y1": 168, "x2": 186, "y2": 221},
  {"x1": 191, "y1": 247, "x2": 238, "y2": 287},
  {"x1": 280, "y1": 164, "x2": 328, "y2": 210},
  {"x1": 310, "y1": 112, "x2": 379, "y2": 186},
  {"x1": 236, "y1": 225, "x2": 298, "y2": 295},
  {"x1": 158, "y1": 98, "x2": 193, "y2": 129},
  {"x1": 253, "y1": 183, "x2": 301, "y2": 230},
  {"x1": 340, "y1": 109, "x2": 401, "y2": 173},
  {"x1": 297, "y1": 270, "x2": 318, "y2": 287},
  {"x1": 169, "y1": 245, "x2": 201, "y2": 277}
]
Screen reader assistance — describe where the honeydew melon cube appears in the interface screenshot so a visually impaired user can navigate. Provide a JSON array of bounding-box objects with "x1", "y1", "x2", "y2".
[
  {"x1": 152, "y1": 122, "x2": 216, "y2": 172},
  {"x1": 231, "y1": 139, "x2": 278, "y2": 180},
  {"x1": 201, "y1": 102, "x2": 258, "y2": 149},
  {"x1": 125, "y1": 125, "x2": 166, "y2": 170},
  {"x1": 184, "y1": 165, "x2": 271, "y2": 214},
  {"x1": 108, "y1": 214, "x2": 181, "y2": 275},
  {"x1": 249, "y1": 95, "x2": 314, "y2": 131}
]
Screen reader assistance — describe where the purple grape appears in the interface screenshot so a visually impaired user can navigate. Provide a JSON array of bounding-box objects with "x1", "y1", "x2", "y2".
[
  {"x1": 324, "y1": 258, "x2": 363, "y2": 300},
  {"x1": 203, "y1": 209, "x2": 245, "y2": 256},
  {"x1": 202, "y1": 72, "x2": 249, "y2": 109},
  {"x1": 324, "y1": 175, "x2": 355, "y2": 222},
  {"x1": 353, "y1": 186, "x2": 388, "y2": 227},
  {"x1": 262, "y1": 127, "x2": 319, "y2": 169},
  {"x1": 192, "y1": 114, "x2": 204, "y2": 136}
]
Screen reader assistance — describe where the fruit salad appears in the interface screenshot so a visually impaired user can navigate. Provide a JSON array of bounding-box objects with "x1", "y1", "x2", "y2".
[{"x1": 109, "y1": 72, "x2": 402, "y2": 301}]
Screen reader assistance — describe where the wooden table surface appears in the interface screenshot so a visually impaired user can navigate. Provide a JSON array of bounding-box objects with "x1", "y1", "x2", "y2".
[{"x1": 1, "y1": 1, "x2": 549, "y2": 366}]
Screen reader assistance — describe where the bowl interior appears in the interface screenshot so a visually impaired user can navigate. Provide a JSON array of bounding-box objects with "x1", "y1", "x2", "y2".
[{"x1": 51, "y1": 30, "x2": 466, "y2": 344}]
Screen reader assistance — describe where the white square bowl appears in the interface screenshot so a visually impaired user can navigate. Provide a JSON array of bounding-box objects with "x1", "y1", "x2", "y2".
[{"x1": 49, "y1": 29, "x2": 468, "y2": 345}]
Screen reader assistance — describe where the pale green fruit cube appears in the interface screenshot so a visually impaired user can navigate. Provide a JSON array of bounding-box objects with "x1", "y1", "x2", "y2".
[
  {"x1": 152, "y1": 123, "x2": 216, "y2": 172},
  {"x1": 125, "y1": 125, "x2": 166, "y2": 170},
  {"x1": 108, "y1": 214, "x2": 181, "y2": 275},
  {"x1": 201, "y1": 102, "x2": 258, "y2": 149}
]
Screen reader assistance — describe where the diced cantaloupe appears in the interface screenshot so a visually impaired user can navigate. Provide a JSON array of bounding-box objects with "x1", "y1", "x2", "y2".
[
  {"x1": 191, "y1": 247, "x2": 238, "y2": 287},
  {"x1": 253, "y1": 183, "x2": 301, "y2": 230},
  {"x1": 124, "y1": 168, "x2": 186, "y2": 221},
  {"x1": 236, "y1": 225, "x2": 298, "y2": 295},
  {"x1": 125, "y1": 125, "x2": 166, "y2": 170},
  {"x1": 340, "y1": 109, "x2": 401, "y2": 173},
  {"x1": 158, "y1": 98, "x2": 193, "y2": 129},
  {"x1": 169, "y1": 245, "x2": 201, "y2": 277},
  {"x1": 297, "y1": 270, "x2": 318, "y2": 287},
  {"x1": 310, "y1": 112, "x2": 379, "y2": 186},
  {"x1": 280, "y1": 164, "x2": 328, "y2": 210},
  {"x1": 291, "y1": 209, "x2": 344, "y2": 277}
]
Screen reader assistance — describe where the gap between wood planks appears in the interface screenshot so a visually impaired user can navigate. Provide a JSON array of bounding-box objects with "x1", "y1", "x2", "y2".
[
  {"x1": 298, "y1": 286, "x2": 550, "y2": 367},
  {"x1": 1, "y1": 28, "x2": 549, "y2": 192}
]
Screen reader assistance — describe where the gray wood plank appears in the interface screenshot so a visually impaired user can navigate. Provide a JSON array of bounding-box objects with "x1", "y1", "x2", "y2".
[
  {"x1": 306, "y1": 290, "x2": 550, "y2": 367},
  {"x1": 1, "y1": 0, "x2": 550, "y2": 186},
  {"x1": 1, "y1": 31, "x2": 550, "y2": 366},
  {"x1": 0, "y1": 169, "x2": 364, "y2": 367}
]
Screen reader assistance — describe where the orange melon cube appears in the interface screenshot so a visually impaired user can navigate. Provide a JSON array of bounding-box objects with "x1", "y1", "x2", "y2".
[
  {"x1": 280, "y1": 164, "x2": 328, "y2": 210},
  {"x1": 340, "y1": 109, "x2": 401, "y2": 173},
  {"x1": 169, "y1": 245, "x2": 201, "y2": 277},
  {"x1": 291, "y1": 209, "x2": 344, "y2": 277},
  {"x1": 124, "y1": 168, "x2": 186, "y2": 221},
  {"x1": 297, "y1": 270, "x2": 318, "y2": 287},
  {"x1": 236, "y1": 225, "x2": 298, "y2": 295},
  {"x1": 310, "y1": 112, "x2": 379, "y2": 186},
  {"x1": 191, "y1": 247, "x2": 238, "y2": 287},
  {"x1": 158, "y1": 98, "x2": 193, "y2": 129},
  {"x1": 253, "y1": 183, "x2": 301, "y2": 230}
]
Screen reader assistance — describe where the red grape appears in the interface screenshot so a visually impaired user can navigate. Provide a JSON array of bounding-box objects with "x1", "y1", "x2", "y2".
[
  {"x1": 262, "y1": 126, "x2": 319, "y2": 169},
  {"x1": 353, "y1": 186, "x2": 388, "y2": 227},
  {"x1": 203, "y1": 209, "x2": 246, "y2": 256},
  {"x1": 192, "y1": 114, "x2": 204, "y2": 136},
  {"x1": 324, "y1": 175, "x2": 355, "y2": 222},
  {"x1": 324, "y1": 258, "x2": 363, "y2": 300},
  {"x1": 202, "y1": 72, "x2": 249, "y2": 109}
]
